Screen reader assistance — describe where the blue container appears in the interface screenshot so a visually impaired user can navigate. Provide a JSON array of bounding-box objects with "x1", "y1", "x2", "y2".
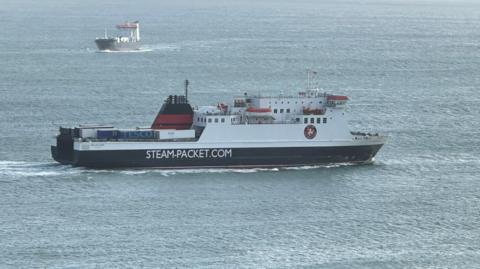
[
  {"x1": 96, "y1": 130, "x2": 118, "y2": 139},
  {"x1": 117, "y1": 130, "x2": 157, "y2": 140}
]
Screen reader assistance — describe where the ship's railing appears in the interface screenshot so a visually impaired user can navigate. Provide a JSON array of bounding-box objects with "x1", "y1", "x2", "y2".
[
  {"x1": 80, "y1": 137, "x2": 199, "y2": 143},
  {"x1": 351, "y1": 131, "x2": 380, "y2": 136},
  {"x1": 230, "y1": 120, "x2": 304, "y2": 125},
  {"x1": 351, "y1": 131, "x2": 384, "y2": 141}
]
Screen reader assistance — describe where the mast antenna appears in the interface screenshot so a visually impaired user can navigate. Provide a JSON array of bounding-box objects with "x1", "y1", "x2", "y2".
[
  {"x1": 307, "y1": 68, "x2": 311, "y2": 89},
  {"x1": 184, "y1": 79, "x2": 189, "y2": 102},
  {"x1": 306, "y1": 68, "x2": 318, "y2": 89}
]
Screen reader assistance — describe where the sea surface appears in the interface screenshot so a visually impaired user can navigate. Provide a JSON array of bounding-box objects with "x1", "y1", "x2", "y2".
[{"x1": 1, "y1": 0, "x2": 480, "y2": 268}]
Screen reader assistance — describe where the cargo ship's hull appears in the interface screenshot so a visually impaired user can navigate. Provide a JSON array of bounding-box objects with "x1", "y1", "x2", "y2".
[
  {"x1": 95, "y1": 38, "x2": 141, "y2": 51},
  {"x1": 51, "y1": 143, "x2": 384, "y2": 169}
]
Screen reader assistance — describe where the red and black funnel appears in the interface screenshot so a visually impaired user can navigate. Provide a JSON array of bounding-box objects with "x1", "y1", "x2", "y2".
[{"x1": 151, "y1": 95, "x2": 193, "y2": 130}]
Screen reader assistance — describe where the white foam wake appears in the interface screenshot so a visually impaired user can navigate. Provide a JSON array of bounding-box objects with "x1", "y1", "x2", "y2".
[
  {"x1": 0, "y1": 160, "x2": 358, "y2": 179},
  {"x1": 95, "y1": 48, "x2": 153, "y2": 53},
  {"x1": 0, "y1": 161, "x2": 80, "y2": 178}
]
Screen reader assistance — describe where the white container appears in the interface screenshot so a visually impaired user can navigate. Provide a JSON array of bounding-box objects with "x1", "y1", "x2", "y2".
[{"x1": 158, "y1": 129, "x2": 195, "y2": 140}]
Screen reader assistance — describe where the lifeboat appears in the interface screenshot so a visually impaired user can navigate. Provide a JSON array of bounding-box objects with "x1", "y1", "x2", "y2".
[
  {"x1": 246, "y1": 107, "x2": 272, "y2": 113},
  {"x1": 303, "y1": 107, "x2": 326, "y2": 115},
  {"x1": 327, "y1": 95, "x2": 349, "y2": 101},
  {"x1": 245, "y1": 107, "x2": 272, "y2": 117},
  {"x1": 326, "y1": 95, "x2": 349, "y2": 107}
]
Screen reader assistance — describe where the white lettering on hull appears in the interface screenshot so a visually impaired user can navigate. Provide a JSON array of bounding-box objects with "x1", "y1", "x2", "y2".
[{"x1": 146, "y1": 149, "x2": 232, "y2": 159}]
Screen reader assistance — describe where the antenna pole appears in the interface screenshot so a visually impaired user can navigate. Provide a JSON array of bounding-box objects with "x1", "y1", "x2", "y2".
[
  {"x1": 307, "y1": 69, "x2": 310, "y2": 89},
  {"x1": 184, "y1": 79, "x2": 189, "y2": 102}
]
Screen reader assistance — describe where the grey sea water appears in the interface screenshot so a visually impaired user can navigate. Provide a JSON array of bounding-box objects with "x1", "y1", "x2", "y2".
[{"x1": 1, "y1": 0, "x2": 480, "y2": 268}]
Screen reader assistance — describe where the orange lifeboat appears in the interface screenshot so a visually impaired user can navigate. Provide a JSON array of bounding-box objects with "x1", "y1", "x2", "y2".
[
  {"x1": 303, "y1": 107, "x2": 326, "y2": 115},
  {"x1": 327, "y1": 95, "x2": 349, "y2": 101},
  {"x1": 326, "y1": 95, "x2": 349, "y2": 107},
  {"x1": 246, "y1": 107, "x2": 272, "y2": 113}
]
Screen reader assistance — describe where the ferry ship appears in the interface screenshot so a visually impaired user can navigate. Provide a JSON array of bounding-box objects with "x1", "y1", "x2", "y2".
[
  {"x1": 95, "y1": 21, "x2": 141, "y2": 51},
  {"x1": 51, "y1": 80, "x2": 387, "y2": 168}
]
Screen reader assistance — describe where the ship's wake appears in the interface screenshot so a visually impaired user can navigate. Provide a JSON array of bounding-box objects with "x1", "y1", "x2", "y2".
[
  {"x1": 0, "y1": 160, "x2": 360, "y2": 179},
  {"x1": 96, "y1": 48, "x2": 153, "y2": 53},
  {"x1": 141, "y1": 44, "x2": 180, "y2": 51},
  {"x1": 0, "y1": 161, "x2": 81, "y2": 179}
]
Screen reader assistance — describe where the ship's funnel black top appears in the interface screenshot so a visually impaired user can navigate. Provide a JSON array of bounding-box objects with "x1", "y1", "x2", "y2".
[
  {"x1": 151, "y1": 94, "x2": 193, "y2": 129},
  {"x1": 166, "y1": 95, "x2": 188, "y2": 105}
]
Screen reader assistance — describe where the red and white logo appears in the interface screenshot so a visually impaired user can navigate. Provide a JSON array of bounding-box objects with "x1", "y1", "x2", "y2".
[{"x1": 304, "y1": 125, "x2": 317, "y2": 139}]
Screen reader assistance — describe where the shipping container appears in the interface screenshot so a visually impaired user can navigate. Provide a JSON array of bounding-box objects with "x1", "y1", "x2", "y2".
[
  {"x1": 158, "y1": 129, "x2": 195, "y2": 140},
  {"x1": 117, "y1": 130, "x2": 159, "y2": 140},
  {"x1": 96, "y1": 130, "x2": 119, "y2": 139},
  {"x1": 75, "y1": 125, "x2": 114, "y2": 138}
]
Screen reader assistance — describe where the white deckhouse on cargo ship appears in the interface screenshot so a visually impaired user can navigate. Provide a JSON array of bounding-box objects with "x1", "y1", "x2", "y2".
[{"x1": 52, "y1": 79, "x2": 387, "y2": 168}]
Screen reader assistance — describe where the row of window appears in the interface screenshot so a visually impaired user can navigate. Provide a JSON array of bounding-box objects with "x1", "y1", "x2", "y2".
[
  {"x1": 302, "y1": 117, "x2": 327, "y2": 124},
  {"x1": 269, "y1": 101, "x2": 323, "y2": 105},
  {"x1": 273, "y1": 108, "x2": 291, "y2": 114},
  {"x1": 197, "y1": 117, "x2": 226, "y2": 123},
  {"x1": 197, "y1": 116, "x2": 327, "y2": 124}
]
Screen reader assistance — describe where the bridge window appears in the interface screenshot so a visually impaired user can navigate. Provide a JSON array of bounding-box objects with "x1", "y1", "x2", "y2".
[
  {"x1": 323, "y1": 118, "x2": 327, "y2": 124},
  {"x1": 214, "y1": 118, "x2": 219, "y2": 123},
  {"x1": 286, "y1": 109, "x2": 290, "y2": 113},
  {"x1": 274, "y1": 109, "x2": 278, "y2": 113},
  {"x1": 280, "y1": 109, "x2": 284, "y2": 113},
  {"x1": 304, "y1": 118, "x2": 308, "y2": 124},
  {"x1": 310, "y1": 118, "x2": 314, "y2": 123},
  {"x1": 317, "y1": 118, "x2": 321, "y2": 124},
  {"x1": 221, "y1": 118, "x2": 225, "y2": 123}
]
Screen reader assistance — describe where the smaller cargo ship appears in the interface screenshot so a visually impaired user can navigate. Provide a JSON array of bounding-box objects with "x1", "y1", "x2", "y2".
[{"x1": 95, "y1": 21, "x2": 141, "y2": 51}]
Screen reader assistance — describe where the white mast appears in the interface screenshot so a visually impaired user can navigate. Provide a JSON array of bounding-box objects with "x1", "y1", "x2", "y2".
[{"x1": 135, "y1": 21, "x2": 140, "y2": 41}]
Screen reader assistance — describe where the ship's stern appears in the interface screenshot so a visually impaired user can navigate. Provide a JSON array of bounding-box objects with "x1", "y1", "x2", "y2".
[{"x1": 51, "y1": 127, "x2": 75, "y2": 165}]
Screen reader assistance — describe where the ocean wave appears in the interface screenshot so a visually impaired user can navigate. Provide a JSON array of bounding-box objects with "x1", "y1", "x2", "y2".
[{"x1": 378, "y1": 153, "x2": 480, "y2": 166}]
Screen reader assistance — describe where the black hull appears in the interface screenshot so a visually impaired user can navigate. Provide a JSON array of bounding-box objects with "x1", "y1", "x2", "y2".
[
  {"x1": 52, "y1": 145, "x2": 384, "y2": 169},
  {"x1": 95, "y1": 39, "x2": 141, "y2": 51}
]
